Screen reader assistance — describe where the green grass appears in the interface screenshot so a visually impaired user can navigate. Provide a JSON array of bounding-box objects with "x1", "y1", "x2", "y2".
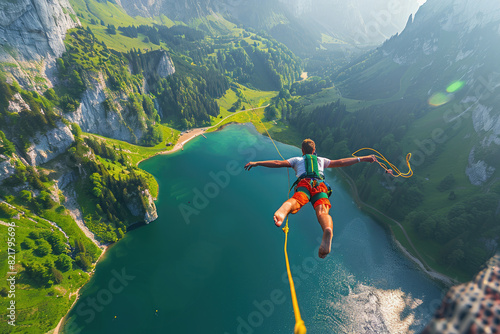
[
  {"x1": 82, "y1": 125, "x2": 179, "y2": 199},
  {"x1": 321, "y1": 33, "x2": 347, "y2": 45},
  {"x1": 216, "y1": 84, "x2": 277, "y2": 118},
  {"x1": 402, "y1": 101, "x2": 481, "y2": 208},
  {"x1": 157, "y1": 14, "x2": 176, "y2": 28},
  {"x1": 299, "y1": 87, "x2": 376, "y2": 113},
  {"x1": 84, "y1": 125, "x2": 180, "y2": 167},
  {"x1": 0, "y1": 203, "x2": 94, "y2": 334},
  {"x1": 68, "y1": 0, "x2": 168, "y2": 52}
]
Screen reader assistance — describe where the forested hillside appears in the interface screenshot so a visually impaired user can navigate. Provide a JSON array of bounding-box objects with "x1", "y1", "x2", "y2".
[
  {"x1": 0, "y1": 1, "x2": 303, "y2": 331},
  {"x1": 1, "y1": 0, "x2": 499, "y2": 332}
]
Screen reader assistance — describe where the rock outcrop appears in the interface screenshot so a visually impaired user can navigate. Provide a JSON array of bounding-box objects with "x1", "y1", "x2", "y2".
[
  {"x1": 0, "y1": 0, "x2": 78, "y2": 61},
  {"x1": 422, "y1": 254, "x2": 500, "y2": 333},
  {"x1": 465, "y1": 100, "x2": 500, "y2": 185},
  {"x1": 0, "y1": 155, "x2": 16, "y2": 182},
  {"x1": 64, "y1": 73, "x2": 144, "y2": 143},
  {"x1": 7, "y1": 92, "x2": 30, "y2": 113},
  {"x1": 156, "y1": 51, "x2": 175, "y2": 77},
  {"x1": 64, "y1": 51, "x2": 175, "y2": 143},
  {"x1": 25, "y1": 121, "x2": 74, "y2": 166},
  {"x1": 125, "y1": 189, "x2": 158, "y2": 224},
  {"x1": 143, "y1": 189, "x2": 158, "y2": 223}
]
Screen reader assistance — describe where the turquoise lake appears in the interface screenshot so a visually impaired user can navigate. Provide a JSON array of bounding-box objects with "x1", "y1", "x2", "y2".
[{"x1": 62, "y1": 124, "x2": 444, "y2": 333}]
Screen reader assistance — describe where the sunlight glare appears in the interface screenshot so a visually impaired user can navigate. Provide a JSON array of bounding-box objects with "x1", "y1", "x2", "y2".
[
  {"x1": 446, "y1": 80, "x2": 465, "y2": 93},
  {"x1": 428, "y1": 92, "x2": 452, "y2": 107}
]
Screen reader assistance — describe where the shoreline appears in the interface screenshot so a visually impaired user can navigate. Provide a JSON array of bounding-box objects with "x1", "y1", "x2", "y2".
[
  {"x1": 151, "y1": 119, "x2": 459, "y2": 287},
  {"x1": 136, "y1": 105, "x2": 269, "y2": 166},
  {"x1": 52, "y1": 244, "x2": 110, "y2": 334},
  {"x1": 156, "y1": 120, "x2": 459, "y2": 287},
  {"x1": 50, "y1": 117, "x2": 222, "y2": 334},
  {"x1": 50, "y1": 117, "x2": 456, "y2": 333},
  {"x1": 335, "y1": 168, "x2": 458, "y2": 287}
]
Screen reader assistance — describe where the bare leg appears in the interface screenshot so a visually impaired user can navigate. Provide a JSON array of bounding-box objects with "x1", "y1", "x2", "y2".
[
  {"x1": 274, "y1": 198, "x2": 301, "y2": 227},
  {"x1": 315, "y1": 204, "x2": 333, "y2": 258}
]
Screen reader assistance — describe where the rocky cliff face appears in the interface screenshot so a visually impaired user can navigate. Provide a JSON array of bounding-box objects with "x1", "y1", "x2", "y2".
[
  {"x1": 143, "y1": 189, "x2": 158, "y2": 223},
  {"x1": 156, "y1": 51, "x2": 175, "y2": 77},
  {"x1": 0, "y1": 155, "x2": 16, "y2": 182},
  {"x1": 126, "y1": 188, "x2": 158, "y2": 223},
  {"x1": 64, "y1": 73, "x2": 144, "y2": 143},
  {"x1": 0, "y1": 0, "x2": 78, "y2": 61},
  {"x1": 24, "y1": 121, "x2": 74, "y2": 166},
  {"x1": 65, "y1": 51, "x2": 175, "y2": 143},
  {"x1": 5, "y1": 91, "x2": 75, "y2": 166}
]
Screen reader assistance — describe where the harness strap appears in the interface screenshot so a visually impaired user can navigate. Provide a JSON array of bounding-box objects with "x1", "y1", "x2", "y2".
[{"x1": 311, "y1": 192, "x2": 329, "y2": 204}]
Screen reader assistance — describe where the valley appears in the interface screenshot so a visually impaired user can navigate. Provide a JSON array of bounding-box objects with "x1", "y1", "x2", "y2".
[{"x1": 0, "y1": 0, "x2": 499, "y2": 333}]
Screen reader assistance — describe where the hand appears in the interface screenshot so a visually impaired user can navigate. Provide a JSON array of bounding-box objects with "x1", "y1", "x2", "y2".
[
  {"x1": 386, "y1": 169, "x2": 394, "y2": 176},
  {"x1": 244, "y1": 162, "x2": 255, "y2": 171},
  {"x1": 367, "y1": 155, "x2": 378, "y2": 163}
]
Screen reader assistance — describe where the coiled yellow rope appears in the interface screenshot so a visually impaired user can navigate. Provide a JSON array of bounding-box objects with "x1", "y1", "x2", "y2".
[{"x1": 352, "y1": 148, "x2": 413, "y2": 178}]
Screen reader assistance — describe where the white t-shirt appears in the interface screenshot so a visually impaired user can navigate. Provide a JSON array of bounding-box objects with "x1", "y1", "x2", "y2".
[{"x1": 287, "y1": 156, "x2": 331, "y2": 178}]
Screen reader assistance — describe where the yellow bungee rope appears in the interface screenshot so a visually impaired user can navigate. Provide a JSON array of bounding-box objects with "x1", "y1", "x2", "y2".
[
  {"x1": 246, "y1": 104, "x2": 307, "y2": 334},
  {"x1": 244, "y1": 101, "x2": 411, "y2": 333},
  {"x1": 352, "y1": 148, "x2": 413, "y2": 178}
]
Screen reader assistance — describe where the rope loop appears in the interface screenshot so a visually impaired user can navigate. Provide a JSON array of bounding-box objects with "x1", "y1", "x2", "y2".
[{"x1": 352, "y1": 148, "x2": 413, "y2": 178}]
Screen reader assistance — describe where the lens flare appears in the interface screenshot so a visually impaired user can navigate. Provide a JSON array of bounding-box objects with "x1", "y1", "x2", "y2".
[
  {"x1": 428, "y1": 92, "x2": 451, "y2": 106},
  {"x1": 446, "y1": 81, "x2": 465, "y2": 93}
]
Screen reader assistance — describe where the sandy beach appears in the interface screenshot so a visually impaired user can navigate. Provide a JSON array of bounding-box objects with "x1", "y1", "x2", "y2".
[
  {"x1": 157, "y1": 105, "x2": 269, "y2": 157},
  {"x1": 169, "y1": 128, "x2": 207, "y2": 154}
]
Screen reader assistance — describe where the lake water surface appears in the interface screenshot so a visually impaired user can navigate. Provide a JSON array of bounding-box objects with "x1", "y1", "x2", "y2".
[{"x1": 62, "y1": 124, "x2": 443, "y2": 333}]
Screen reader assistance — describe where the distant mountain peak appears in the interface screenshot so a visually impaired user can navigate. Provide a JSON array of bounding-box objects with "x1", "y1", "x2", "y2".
[{"x1": 413, "y1": 0, "x2": 500, "y2": 33}]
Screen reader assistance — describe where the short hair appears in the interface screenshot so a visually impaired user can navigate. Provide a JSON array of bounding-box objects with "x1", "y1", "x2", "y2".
[{"x1": 302, "y1": 139, "x2": 315, "y2": 154}]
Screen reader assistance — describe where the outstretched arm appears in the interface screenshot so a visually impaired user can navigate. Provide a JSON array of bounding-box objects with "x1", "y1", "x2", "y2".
[
  {"x1": 244, "y1": 160, "x2": 291, "y2": 171},
  {"x1": 327, "y1": 155, "x2": 377, "y2": 168}
]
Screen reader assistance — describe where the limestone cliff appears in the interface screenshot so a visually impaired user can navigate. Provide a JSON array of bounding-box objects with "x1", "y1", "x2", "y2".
[
  {"x1": 0, "y1": 0, "x2": 78, "y2": 61},
  {"x1": 64, "y1": 73, "x2": 144, "y2": 143},
  {"x1": 155, "y1": 51, "x2": 175, "y2": 77},
  {"x1": 143, "y1": 189, "x2": 158, "y2": 223},
  {"x1": 0, "y1": 0, "x2": 79, "y2": 90},
  {"x1": 126, "y1": 188, "x2": 158, "y2": 224},
  {"x1": 0, "y1": 155, "x2": 16, "y2": 182},
  {"x1": 25, "y1": 121, "x2": 74, "y2": 166},
  {"x1": 4, "y1": 91, "x2": 75, "y2": 167},
  {"x1": 0, "y1": 0, "x2": 79, "y2": 60},
  {"x1": 64, "y1": 51, "x2": 175, "y2": 143}
]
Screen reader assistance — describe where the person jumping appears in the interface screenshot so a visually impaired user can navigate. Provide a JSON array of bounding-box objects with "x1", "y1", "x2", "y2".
[{"x1": 244, "y1": 139, "x2": 377, "y2": 258}]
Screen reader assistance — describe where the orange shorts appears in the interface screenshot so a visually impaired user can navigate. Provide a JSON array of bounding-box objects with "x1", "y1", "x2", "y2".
[{"x1": 292, "y1": 179, "x2": 331, "y2": 210}]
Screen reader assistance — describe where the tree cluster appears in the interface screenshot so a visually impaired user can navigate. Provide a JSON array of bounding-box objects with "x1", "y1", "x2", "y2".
[
  {"x1": 409, "y1": 193, "x2": 499, "y2": 273},
  {"x1": 0, "y1": 78, "x2": 61, "y2": 153},
  {"x1": 68, "y1": 139, "x2": 151, "y2": 243},
  {"x1": 21, "y1": 230, "x2": 71, "y2": 285}
]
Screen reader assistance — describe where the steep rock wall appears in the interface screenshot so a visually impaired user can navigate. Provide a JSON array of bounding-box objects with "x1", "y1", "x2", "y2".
[
  {"x1": 65, "y1": 51, "x2": 175, "y2": 143},
  {"x1": 64, "y1": 73, "x2": 144, "y2": 143},
  {"x1": 0, "y1": 155, "x2": 16, "y2": 182},
  {"x1": 25, "y1": 121, "x2": 74, "y2": 166},
  {"x1": 0, "y1": 0, "x2": 79, "y2": 61}
]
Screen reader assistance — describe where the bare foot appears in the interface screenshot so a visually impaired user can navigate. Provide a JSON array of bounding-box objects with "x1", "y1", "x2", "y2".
[
  {"x1": 273, "y1": 209, "x2": 287, "y2": 227},
  {"x1": 319, "y1": 227, "x2": 333, "y2": 258}
]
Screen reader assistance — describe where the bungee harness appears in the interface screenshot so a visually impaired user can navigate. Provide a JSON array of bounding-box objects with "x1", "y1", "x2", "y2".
[{"x1": 290, "y1": 154, "x2": 333, "y2": 199}]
